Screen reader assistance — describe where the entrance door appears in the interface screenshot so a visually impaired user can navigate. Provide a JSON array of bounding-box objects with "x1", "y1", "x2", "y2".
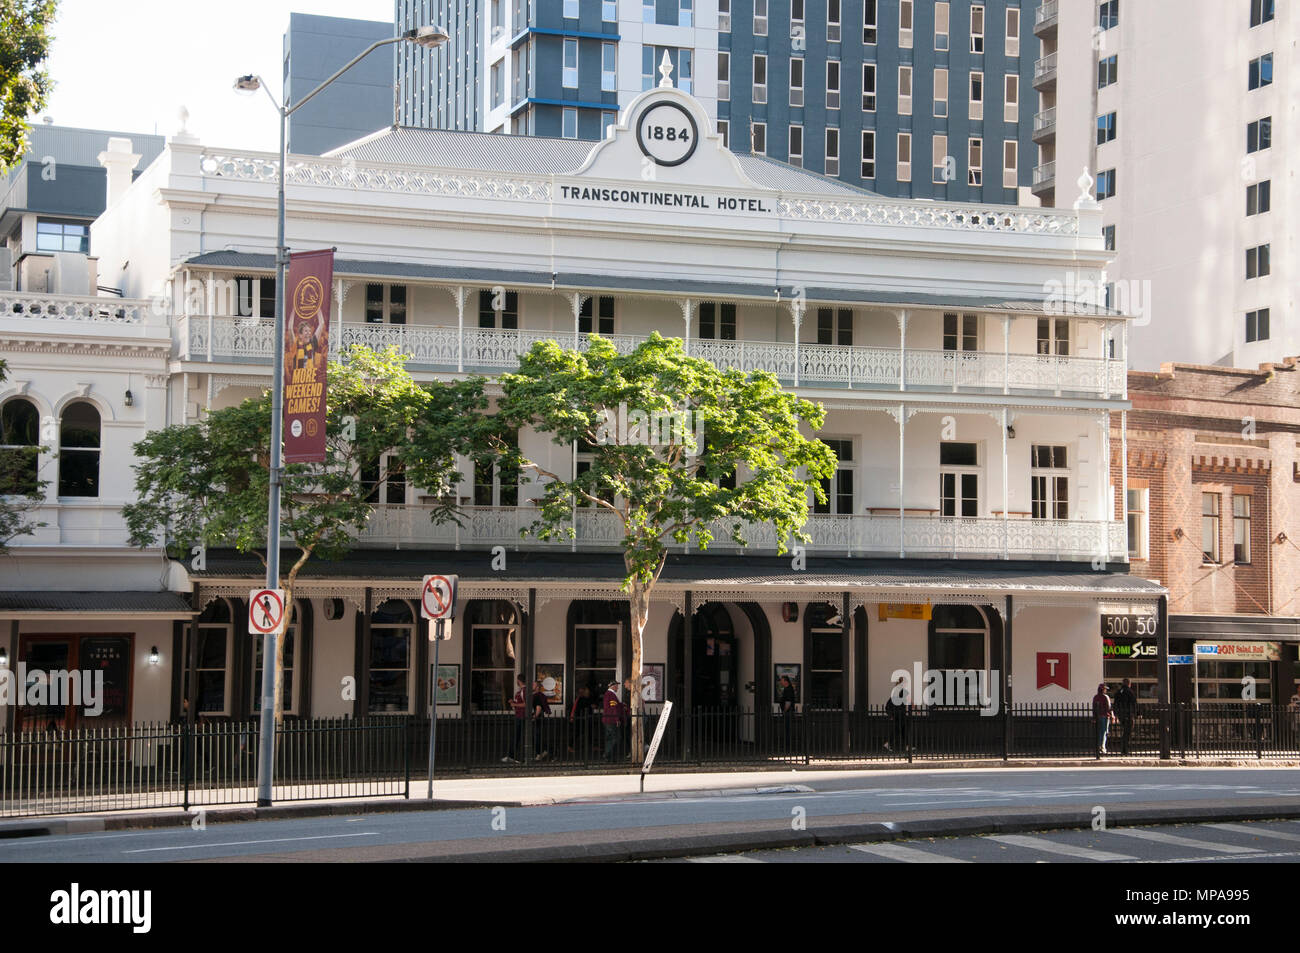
[
  {"x1": 14, "y1": 634, "x2": 133, "y2": 732},
  {"x1": 672, "y1": 604, "x2": 738, "y2": 710}
]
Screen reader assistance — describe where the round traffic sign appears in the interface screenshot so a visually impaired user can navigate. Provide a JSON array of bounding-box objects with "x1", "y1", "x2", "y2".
[
  {"x1": 249, "y1": 589, "x2": 285, "y2": 635},
  {"x1": 421, "y1": 575, "x2": 455, "y2": 620}
]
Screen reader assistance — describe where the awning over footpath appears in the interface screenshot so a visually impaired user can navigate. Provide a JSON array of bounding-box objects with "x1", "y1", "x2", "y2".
[
  {"x1": 0, "y1": 591, "x2": 195, "y2": 620},
  {"x1": 189, "y1": 550, "x2": 1165, "y2": 612},
  {"x1": 1170, "y1": 615, "x2": 1300, "y2": 642}
]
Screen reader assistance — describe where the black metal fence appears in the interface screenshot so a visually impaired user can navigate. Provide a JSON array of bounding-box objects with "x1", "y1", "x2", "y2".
[{"x1": 2, "y1": 703, "x2": 1298, "y2": 818}]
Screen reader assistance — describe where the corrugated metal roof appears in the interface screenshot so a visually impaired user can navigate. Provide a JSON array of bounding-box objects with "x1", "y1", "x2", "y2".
[
  {"x1": 21, "y1": 125, "x2": 166, "y2": 170},
  {"x1": 184, "y1": 251, "x2": 1126, "y2": 317},
  {"x1": 0, "y1": 591, "x2": 193, "y2": 616},
  {"x1": 326, "y1": 125, "x2": 874, "y2": 198}
]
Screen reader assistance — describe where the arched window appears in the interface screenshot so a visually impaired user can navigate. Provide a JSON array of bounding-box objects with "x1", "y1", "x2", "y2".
[
  {"x1": 0, "y1": 398, "x2": 40, "y2": 494},
  {"x1": 370, "y1": 599, "x2": 414, "y2": 713},
  {"x1": 571, "y1": 601, "x2": 622, "y2": 703},
  {"x1": 927, "y1": 604, "x2": 991, "y2": 706},
  {"x1": 195, "y1": 599, "x2": 234, "y2": 716},
  {"x1": 252, "y1": 600, "x2": 305, "y2": 717},
  {"x1": 58, "y1": 401, "x2": 100, "y2": 497}
]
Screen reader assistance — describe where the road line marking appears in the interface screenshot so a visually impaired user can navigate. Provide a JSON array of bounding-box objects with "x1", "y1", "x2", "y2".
[
  {"x1": 987, "y1": 834, "x2": 1135, "y2": 862},
  {"x1": 123, "y1": 832, "x2": 379, "y2": 854},
  {"x1": 1125, "y1": 849, "x2": 1300, "y2": 864},
  {"x1": 688, "y1": 855, "x2": 764, "y2": 863},
  {"x1": 849, "y1": 843, "x2": 969, "y2": 863},
  {"x1": 1105, "y1": 828, "x2": 1259, "y2": 854},
  {"x1": 1204, "y1": 823, "x2": 1300, "y2": 845}
]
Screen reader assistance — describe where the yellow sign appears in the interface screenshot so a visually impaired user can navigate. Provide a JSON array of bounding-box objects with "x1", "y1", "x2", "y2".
[{"x1": 878, "y1": 603, "x2": 932, "y2": 621}]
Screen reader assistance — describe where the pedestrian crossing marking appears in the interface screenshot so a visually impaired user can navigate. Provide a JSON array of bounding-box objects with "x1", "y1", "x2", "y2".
[
  {"x1": 1105, "y1": 828, "x2": 1260, "y2": 854},
  {"x1": 1204, "y1": 823, "x2": 1300, "y2": 845},
  {"x1": 987, "y1": 834, "x2": 1135, "y2": 862},
  {"x1": 687, "y1": 854, "x2": 765, "y2": 863},
  {"x1": 849, "y1": 843, "x2": 970, "y2": 863}
]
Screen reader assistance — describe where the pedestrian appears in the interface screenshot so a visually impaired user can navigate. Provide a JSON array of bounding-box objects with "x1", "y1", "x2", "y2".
[
  {"x1": 601, "y1": 680, "x2": 625, "y2": 762},
  {"x1": 885, "y1": 677, "x2": 909, "y2": 753},
  {"x1": 531, "y1": 680, "x2": 551, "y2": 761},
  {"x1": 779, "y1": 675, "x2": 797, "y2": 751},
  {"x1": 503, "y1": 675, "x2": 526, "y2": 763},
  {"x1": 1113, "y1": 677, "x2": 1138, "y2": 755},
  {"x1": 568, "y1": 685, "x2": 594, "y2": 755},
  {"x1": 1092, "y1": 682, "x2": 1115, "y2": 755}
]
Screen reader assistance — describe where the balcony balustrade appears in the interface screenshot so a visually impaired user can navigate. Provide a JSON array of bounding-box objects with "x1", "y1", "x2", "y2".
[
  {"x1": 182, "y1": 316, "x2": 1126, "y2": 398},
  {"x1": 356, "y1": 505, "x2": 1127, "y2": 562}
]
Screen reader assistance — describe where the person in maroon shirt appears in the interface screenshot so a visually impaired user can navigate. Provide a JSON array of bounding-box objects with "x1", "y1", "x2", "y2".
[
  {"x1": 601, "y1": 681, "x2": 625, "y2": 762},
  {"x1": 503, "y1": 676, "x2": 527, "y2": 763}
]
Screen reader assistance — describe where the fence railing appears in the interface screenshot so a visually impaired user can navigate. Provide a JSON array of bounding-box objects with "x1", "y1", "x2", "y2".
[{"x1": 3, "y1": 704, "x2": 1296, "y2": 817}]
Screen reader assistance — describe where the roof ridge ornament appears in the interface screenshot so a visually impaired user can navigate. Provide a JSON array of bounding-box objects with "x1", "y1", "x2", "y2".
[
  {"x1": 1073, "y1": 165, "x2": 1100, "y2": 211},
  {"x1": 658, "y1": 50, "x2": 674, "y2": 88}
]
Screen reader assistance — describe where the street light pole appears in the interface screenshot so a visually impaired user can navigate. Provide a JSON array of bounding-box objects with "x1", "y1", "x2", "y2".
[{"x1": 237, "y1": 25, "x2": 449, "y2": 807}]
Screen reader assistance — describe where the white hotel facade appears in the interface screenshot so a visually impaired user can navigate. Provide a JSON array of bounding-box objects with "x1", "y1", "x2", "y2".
[{"x1": 0, "y1": 81, "x2": 1164, "y2": 732}]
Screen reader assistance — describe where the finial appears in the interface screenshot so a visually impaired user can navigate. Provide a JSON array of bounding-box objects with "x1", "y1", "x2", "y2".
[
  {"x1": 177, "y1": 105, "x2": 191, "y2": 135},
  {"x1": 1072, "y1": 165, "x2": 1100, "y2": 211},
  {"x1": 658, "y1": 50, "x2": 674, "y2": 88}
]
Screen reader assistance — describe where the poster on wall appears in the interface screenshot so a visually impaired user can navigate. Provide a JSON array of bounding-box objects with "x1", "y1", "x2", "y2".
[
  {"x1": 434, "y1": 664, "x2": 459, "y2": 706},
  {"x1": 640, "y1": 663, "x2": 665, "y2": 702},
  {"x1": 774, "y1": 663, "x2": 801, "y2": 702},
  {"x1": 82, "y1": 636, "x2": 131, "y2": 720},
  {"x1": 283, "y1": 248, "x2": 334, "y2": 464},
  {"x1": 534, "y1": 664, "x2": 564, "y2": 707}
]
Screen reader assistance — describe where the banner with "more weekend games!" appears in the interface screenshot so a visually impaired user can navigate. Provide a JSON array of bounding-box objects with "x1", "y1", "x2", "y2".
[{"x1": 283, "y1": 249, "x2": 334, "y2": 464}]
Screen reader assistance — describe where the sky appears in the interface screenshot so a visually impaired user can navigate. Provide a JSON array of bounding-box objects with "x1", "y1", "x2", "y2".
[{"x1": 42, "y1": 0, "x2": 395, "y2": 153}]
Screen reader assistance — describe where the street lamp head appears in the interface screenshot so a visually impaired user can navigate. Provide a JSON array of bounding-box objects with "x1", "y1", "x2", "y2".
[
  {"x1": 406, "y1": 25, "x2": 449, "y2": 50},
  {"x1": 233, "y1": 74, "x2": 262, "y2": 93}
]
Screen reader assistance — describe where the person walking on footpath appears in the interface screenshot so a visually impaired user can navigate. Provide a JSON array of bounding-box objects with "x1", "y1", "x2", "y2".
[
  {"x1": 1092, "y1": 683, "x2": 1116, "y2": 755},
  {"x1": 1113, "y1": 677, "x2": 1138, "y2": 755},
  {"x1": 531, "y1": 680, "x2": 551, "y2": 761},
  {"x1": 503, "y1": 675, "x2": 527, "y2": 763},
  {"x1": 601, "y1": 680, "x2": 625, "y2": 762},
  {"x1": 884, "y1": 677, "x2": 909, "y2": 754},
  {"x1": 779, "y1": 675, "x2": 797, "y2": 752}
]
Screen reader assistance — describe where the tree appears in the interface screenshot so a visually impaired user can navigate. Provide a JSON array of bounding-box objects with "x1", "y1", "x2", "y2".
[
  {"x1": 125, "y1": 346, "x2": 489, "y2": 723},
  {"x1": 0, "y1": 0, "x2": 57, "y2": 173},
  {"x1": 487, "y1": 333, "x2": 837, "y2": 759},
  {"x1": 0, "y1": 357, "x2": 48, "y2": 552}
]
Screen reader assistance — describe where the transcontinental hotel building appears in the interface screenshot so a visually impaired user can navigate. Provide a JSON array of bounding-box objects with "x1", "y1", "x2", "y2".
[{"x1": 0, "y1": 74, "x2": 1162, "y2": 736}]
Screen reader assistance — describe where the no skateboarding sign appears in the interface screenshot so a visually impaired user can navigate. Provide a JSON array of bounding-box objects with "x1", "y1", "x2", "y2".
[
  {"x1": 421, "y1": 574, "x2": 458, "y2": 621},
  {"x1": 248, "y1": 589, "x2": 287, "y2": 636}
]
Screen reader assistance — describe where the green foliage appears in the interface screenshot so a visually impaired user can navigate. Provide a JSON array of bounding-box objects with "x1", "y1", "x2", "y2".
[
  {"x1": 0, "y1": 0, "x2": 57, "y2": 173},
  {"x1": 493, "y1": 332, "x2": 838, "y2": 589},
  {"x1": 124, "y1": 346, "x2": 487, "y2": 578},
  {"x1": 0, "y1": 357, "x2": 48, "y2": 551}
]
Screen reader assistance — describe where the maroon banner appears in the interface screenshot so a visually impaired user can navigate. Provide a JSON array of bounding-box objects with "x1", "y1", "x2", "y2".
[{"x1": 283, "y1": 249, "x2": 334, "y2": 463}]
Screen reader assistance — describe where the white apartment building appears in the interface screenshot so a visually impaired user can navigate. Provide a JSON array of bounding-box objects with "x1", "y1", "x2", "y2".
[
  {"x1": 0, "y1": 80, "x2": 1162, "y2": 733},
  {"x1": 1033, "y1": 0, "x2": 1295, "y2": 370}
]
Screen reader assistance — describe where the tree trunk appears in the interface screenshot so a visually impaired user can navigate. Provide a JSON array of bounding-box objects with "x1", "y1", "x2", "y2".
[
  {"x1": 628, "y1": 578, "x2": 650, "y2": 762},
  {"x1": 273, "y1": 586, "x2": 294, "y2": 726}
]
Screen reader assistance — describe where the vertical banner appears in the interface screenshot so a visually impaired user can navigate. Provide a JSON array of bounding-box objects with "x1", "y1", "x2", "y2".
[{"x1": 283, "y1": 249, "x2": 334, "y2": 464}]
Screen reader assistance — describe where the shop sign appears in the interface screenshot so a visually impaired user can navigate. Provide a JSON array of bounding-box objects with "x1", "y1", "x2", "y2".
[
  {"x1": 878, "y1": 603, "x2": 932, "y2": 621},
  {"x1": 1102, "y1": 638, "x2": 1158, "y2": 659},
  {"x1": 1193, "y1": 641, "x2": 1281, "y2": 662}
]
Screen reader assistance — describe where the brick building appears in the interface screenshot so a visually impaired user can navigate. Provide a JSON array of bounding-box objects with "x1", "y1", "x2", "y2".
[{"x1": 1114, "y1": 359, "x2": 1300, "y2": 706}]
